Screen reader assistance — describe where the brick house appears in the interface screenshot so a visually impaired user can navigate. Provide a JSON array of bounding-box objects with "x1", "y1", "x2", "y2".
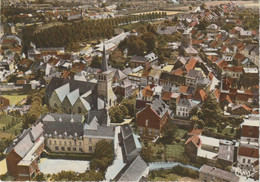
[
  {"x1": 136, "y1": 98, "x2": 169, "y2": 139},
  {"x1": 0, "y1": 96, "x2": 10, "y2": 111},
  {"x1": 5, "y1": 122, "x2": 44, "y2": 180}
]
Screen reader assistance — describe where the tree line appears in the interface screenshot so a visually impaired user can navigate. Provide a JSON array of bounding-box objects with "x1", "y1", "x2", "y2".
[{"x1": 22, "y1": 12, "x2": 167, "y2": 52}]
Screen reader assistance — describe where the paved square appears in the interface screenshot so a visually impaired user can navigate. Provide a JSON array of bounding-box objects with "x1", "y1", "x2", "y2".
[{"x1": 39, "y1": 158, "x2": 90, "y2": 174}]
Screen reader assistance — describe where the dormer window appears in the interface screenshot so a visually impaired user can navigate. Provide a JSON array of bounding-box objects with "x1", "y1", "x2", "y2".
[{"x1": 145, "y1": 119, "x2": 149, "y2": 126}]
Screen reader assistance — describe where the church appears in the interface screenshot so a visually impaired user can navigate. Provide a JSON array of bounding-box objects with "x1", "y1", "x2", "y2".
[{"x1": 46, "y1": 45, "x2": 117, "y2": 113}]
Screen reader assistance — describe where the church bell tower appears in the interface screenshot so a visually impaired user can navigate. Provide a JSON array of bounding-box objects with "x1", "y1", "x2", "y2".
[{"x1": 97, "y1": 45, "x2": 116, "y2": 108}]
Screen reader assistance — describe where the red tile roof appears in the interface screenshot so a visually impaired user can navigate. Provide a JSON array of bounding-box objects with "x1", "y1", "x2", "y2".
[
  {"x1": 217, "y1": 60, "x2": 228, "y2": 69},
  {"x1": 173, "y1": 68, "x2": 185, "y2": 76},
  {"x1": 179, "y1": 86, "x2": 188, "y2": 94},
  {"x1": 193, "y1": 89, "x2": 207, "y2": 101},
  {"x1": 162, "y1": 91, "x2": 172, "y2": 101},
  {"x1": 185, "y1": 57, "x2": 197, "y2": 72},
  {"x1": 188, "y1": 128, "x2": 203, "y2": 136},
  {"x1": 239, "y1": 147, "x2": 259, "y2": 158},
  {"x1": 185, "y1": 135, "x2": 201, "y2": 147},
  {"x1": 223, "y1": 66, "x2": 243, "y2": 72},
  {"x1": 234, "y1": 53, "x2": 245, "y2": 61}
]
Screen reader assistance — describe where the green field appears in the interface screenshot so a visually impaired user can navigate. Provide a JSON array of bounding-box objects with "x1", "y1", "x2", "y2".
[
  {"x1": 1, "y1": 95, "x2": 27, "y2": 106},
  {"x1": 0, "y1": 115, "x2": 22, "y2": 138}
]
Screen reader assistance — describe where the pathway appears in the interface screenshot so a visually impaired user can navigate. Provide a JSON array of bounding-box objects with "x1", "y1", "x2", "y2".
[{"x1": 149, "y1": 162, "x2": 199, "y2": 171}]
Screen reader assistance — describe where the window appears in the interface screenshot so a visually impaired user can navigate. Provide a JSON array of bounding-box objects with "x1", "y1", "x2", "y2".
[
  {"x1": 248, "y1": 159, "x2": 251, "y2": 164},
  {"x1": 73, "y1": 147, "x2": 77, "y2": 151},
  {"x1": 178, "y1": 112, "x2": 180, "y2": 115},
  {"x1": 54, "y1": 140, "x2": 57, "y2": 145},
  {"x1": 149, "y1": 129, "x2": 152, "y2": 135},
  {"x1": 89, "y1": 146, "x2": 93, "y2": 152},
  {"x1": 49, "y1": 140, "x2": 52, "y2": 145},
  {"x1": 145, "y1": 120, "x2": 149, "y2": 126},
  {"x1": 61, "y1": 147, "x2": 65, "y2": 151},
  {"x1": 59, "y1": 141, "x2": 61, "y2": 145},
  {"x1": 55, "y1": 146, "x2": 59, "y2": 151},
  {"x1": 74, "y1": 140, "x2": 77, "y2": 146},
  {"x1": 89, "y1": 138, "x2": 92, "y2": 143},
  {"x1": 67, "y1": 147, "x2": 71, "y2": 151},
  {"x1": 79, "y1": 148, "x2": 83, "y2": 152},
  {"x1": 242, "y1": 159, "x2": 246, "y2": 163},
  {"x1": 139, "y1": 127, "x2": 143, "y2": 134},
  {"x1": 78, "y1": 107, "x2": 82, "y2": 114},
  {"x1": 79, "y1": 142, "x2": 82, "y2": 147},
  {"x1": 180, "y1": 108, "x2": 182, "y2": 111}
]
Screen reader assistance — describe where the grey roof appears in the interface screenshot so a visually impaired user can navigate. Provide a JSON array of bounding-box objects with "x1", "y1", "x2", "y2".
[
  {"x1": 124, "y1": 134, "x2": 138, "y2": 155},
  {"x1": 114, "y1": 155, "x2": 149, "y2": 181},
  {"x1": 101, "y1": 45, "x2": 108, "y2": 72},
  {"x1": 42, "y1": 113, "x2": 84, "y2": 137},
  {"x1": 178, "y1": 98, "x2": 199, "y2": 108},
  {"x1": 150, "y1": 98, "x2": 169, "y2": 118},
  {"x1": 114, "y1": 69, "x2": 127, "y2": 81},
  {"x1": 86, "y1": 109, "x2": 109, "y2": 127},
  {"x1": 131, "y1": 53, "x2": 158, "y2": 63},
  {"x1": 157, "y1": 26, "x2": 177, "y2": 35},
  {"x1": 121, "y1": 124, "x2": 133, "y2": 140},
  {"x1": 5, "y1": 122, "x2": 43, "y2": 157},
  {"x1": 187, "y1": 69, "x2": 203, "y2": 79},
  {"x1": 218, "y1": 143, "x2": 235, "y2": 163},
  {"x1": 122, "y1": 67, "x2": 132, "y2": 75},
  {"x1": 200, "y1": 165, "x2": 240, "y2": 182},
  {"x1": 46, "y1": 77, "x2": 97, "y2": 99},
  {"x1": 84, "y1": 125, "x2": 114, "y2": 139}
]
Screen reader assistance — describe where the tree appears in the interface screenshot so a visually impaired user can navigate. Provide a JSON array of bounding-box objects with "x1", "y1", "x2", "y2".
[
  {"x1": 159, "y1": 123, "x2": 178, "y2": 144},
  {"x1": 200, "y1": 94, "x2": 221, "y2": 127},
  {"x1": 89, "y1": 56, "x2": 102, "y2": 68},
  {"x1": 196, "y1": 20, "x2": 209, "y2": 31},
  {"x1": 141, "y1": 143, "x2": 156, "y2": 162},
  {"x1": 141, "y1": 32, "x2": 157, "y2": 52},
  {"x1": 90, "y1": 140, "x2": 114, "y2": 172}
]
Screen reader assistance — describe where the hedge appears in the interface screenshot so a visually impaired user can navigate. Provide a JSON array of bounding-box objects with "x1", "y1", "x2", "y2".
[{"x1": 42, "y1": 151, "x2": 94, "y2": 161}]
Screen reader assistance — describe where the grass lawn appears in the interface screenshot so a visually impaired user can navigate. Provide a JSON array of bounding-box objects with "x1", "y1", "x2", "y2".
[
  {"x1": 0, "y1": 132, "x2": 13, "y2": 139},
  {"x1": 174, "y1": 129, "x2": 186, "y2": 139},
  {"x1": 5, "y1": 122, "x2": 22, "y2": 136},
  {"x1": 165, "y1": 142, "x2": 185, "y2": 159},
  {"x1": 0, "y1": 115, "x2": 19, "y2": 129},
  {"x1": 1, "y1": 94, "x2": 27, "y2": 105}
]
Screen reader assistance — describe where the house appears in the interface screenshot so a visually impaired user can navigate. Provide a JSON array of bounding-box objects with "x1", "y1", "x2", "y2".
[
  {"x1": 159, "y1": 72, "x2": 186, "y2": 86},
  {"x1": 193, "y1": 89, "x2": 207, "y2": 102},
  {"x1": 43, "y1": 110, "x2": 114, "y2": 154},
  {"x1": 222, "y1": 66, "x2": 243, "y2": 79},
  {"x1": 0, "y1": 96, "x2": 10, "y2": 111},
  {"x1": 206, "y1": 24, "x2": 220, "y2": 33},
  {"x1": 243, "y1": 67, "x2": 259, "y2": 87},
  {"x1": 199, "y1": 165, "x2": 240, "y2": 182},
  {"x1": 185, "y1": 135, "x2": 201, "y2": 159},
  {"x1": 237, "y1": 115, "x2": 259, "y2": 170},
  {"x1": 186, "y1": 69, "x2": 204, "y2": 88},
  {"x1": 129, "y1": 53, "x2": 158, "y2": 70},
  {"x1": 5, "y1": 122, "x2": 44, "y2": 180},
  {"x1": 183, "y1": 46, "x2": 198, "y2": 57},
  {"x1": 217, "y1": 140, "x2": 239, "y2": 166},
  {"x1": 119, "y1": 124, "x2": 142, "y2": 162},
  {"x1": 230, "y1": 104, "x2": 252, "y2": 115},
  {"x1": 148, "y1": 69, "x2": 161, "y2": 85},
  {"x1": 113, "y1": 155, "x2": 149, "y2": 181},
  {"x1": 136, "y1": 98, "x2": 169, "y2": 139},
  {"x1": 176, "y1": 98, "x2": 199, "y2": 118}
]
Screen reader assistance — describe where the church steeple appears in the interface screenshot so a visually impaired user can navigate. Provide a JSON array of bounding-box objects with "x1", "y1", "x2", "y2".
[{"x1": 101, "y1": 44, "x2": 108, "y2": 72}]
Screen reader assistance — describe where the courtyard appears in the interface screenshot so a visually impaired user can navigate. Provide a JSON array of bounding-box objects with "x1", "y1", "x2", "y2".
[{"x1": 39, "y1": 158, "x2": 90, "y2": 174}]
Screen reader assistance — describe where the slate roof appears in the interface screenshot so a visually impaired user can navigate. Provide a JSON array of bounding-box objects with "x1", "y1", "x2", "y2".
[
  {"x1": 5, "y1": 122, "x2": 43, "y2": 157},
  {"x1": 114, "y1": 155, "x2": 148, "y2": 181},
  {"x1": 114, "y1": 69, "x2": 127, "y2": 81},
  {"x1": 86, "y1": 109, "x2": 109, "y2": 127},
  {"x1": 46, "y1": 77, "x2": 97, "y2": 99},
  {"x1": 178, "y1": 98, "x2": 199, "y2": 108},
  {"x1": 150, "y1": 98, "x2": 169, "y2": 118},
  {"x1": 187, "y1": 69, "x2": 203, "y2": 79},
  {"x1": 84, "y1": 126, "x2": 114, "y2": 139},
  {"x1": 200, "y1": 165, "x2": 240, "y2": 182},
  {"x1": 42, "y1": 113, "x2": 84, "y2": 137}
]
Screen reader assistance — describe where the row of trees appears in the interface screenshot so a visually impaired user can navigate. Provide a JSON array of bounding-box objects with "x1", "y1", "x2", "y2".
[{"x1": 23, "y1": 12, "x2": 167, "y2": 52}]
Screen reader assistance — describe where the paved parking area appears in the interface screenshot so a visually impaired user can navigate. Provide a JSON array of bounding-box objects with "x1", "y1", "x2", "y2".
[{"x1": 39, "y1": 158, "x2": 90, "y2": 174}]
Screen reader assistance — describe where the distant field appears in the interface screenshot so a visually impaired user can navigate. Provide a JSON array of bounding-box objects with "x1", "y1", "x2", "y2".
[
  {"x1": 1, "y1": 94, "x2": 27, "y2": 106},
  {"x1": 205, "y1": 1, "x2": 259, "y2": 7}
]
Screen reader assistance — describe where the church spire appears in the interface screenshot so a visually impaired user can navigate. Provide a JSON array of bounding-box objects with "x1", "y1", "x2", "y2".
[{"x1": 101, "y1": 44, "x2": 108, "y2": 72}]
